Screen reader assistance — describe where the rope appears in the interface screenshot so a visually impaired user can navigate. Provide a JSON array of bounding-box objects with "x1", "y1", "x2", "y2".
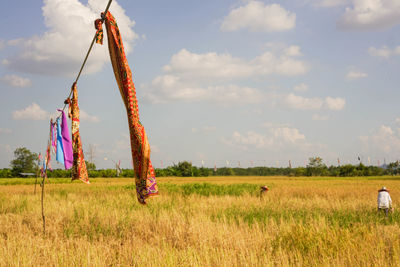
[{"x1": 57, "y1": 0, "x2": 113, "y2": 117}]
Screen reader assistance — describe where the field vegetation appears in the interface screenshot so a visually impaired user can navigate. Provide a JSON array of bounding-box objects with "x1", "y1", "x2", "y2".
[{"x1": 0, "y1": 176, "x2": 399, "y2": 266}]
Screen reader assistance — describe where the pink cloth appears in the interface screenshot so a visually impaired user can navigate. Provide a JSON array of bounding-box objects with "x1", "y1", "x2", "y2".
[{"x1": 57, "y1": 109, "x2": 73, "y2": 170}]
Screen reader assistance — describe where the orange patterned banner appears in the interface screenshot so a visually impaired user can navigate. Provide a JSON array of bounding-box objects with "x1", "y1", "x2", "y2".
[
  {"x1": 67, "y1": 82, "x2": 89, "y2": 184},
  {"x1": 99, "y1": 11, "x2": 158, "y2": 204}
]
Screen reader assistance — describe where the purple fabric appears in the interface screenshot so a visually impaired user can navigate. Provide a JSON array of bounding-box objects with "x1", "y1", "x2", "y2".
[{"x1": 57, "y1": 109, "x2": 73, "y2": 170}]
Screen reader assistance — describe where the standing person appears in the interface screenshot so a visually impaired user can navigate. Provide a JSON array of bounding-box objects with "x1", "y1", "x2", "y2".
[
  {"x1": 260, "y1": 186, "x2": 269, "y2": 199},
  {"x1": 377, "y1": 186, "x2": 392, "y2": 217}
]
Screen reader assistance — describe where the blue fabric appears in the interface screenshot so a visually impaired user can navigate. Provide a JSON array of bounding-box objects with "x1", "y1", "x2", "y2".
[{"x1": 56, "y1": 117, "x2": 65, "y2": 165}]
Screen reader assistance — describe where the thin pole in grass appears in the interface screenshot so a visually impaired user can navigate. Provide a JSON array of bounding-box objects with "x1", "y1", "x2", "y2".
[
  {"x1": 34, "y1": 156, "x2": 40, "y2": 194},
  {"x1": 41, "y1": 121, "x2": 52, "y2": 235},
  {"x1": 41, "y1": 170, "x2": 46, "y2": 235}
]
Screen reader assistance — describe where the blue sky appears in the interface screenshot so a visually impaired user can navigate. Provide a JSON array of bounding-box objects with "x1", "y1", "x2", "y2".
[{"x1": 1, "y1": 0, "x2": 400, "y2": 169}]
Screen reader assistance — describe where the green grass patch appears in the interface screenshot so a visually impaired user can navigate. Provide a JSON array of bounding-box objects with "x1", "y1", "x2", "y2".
[
  {"x1": 125, "y1": 182, "x2": 262, "y2": 197},
  {"x1": 213, "y1": 205, "x2": 400, "y2": 228}
]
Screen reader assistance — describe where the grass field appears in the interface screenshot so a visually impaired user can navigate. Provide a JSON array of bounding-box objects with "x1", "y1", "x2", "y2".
[{"x1": 0, "y1": 176, "x2": 399, "y2": 266}]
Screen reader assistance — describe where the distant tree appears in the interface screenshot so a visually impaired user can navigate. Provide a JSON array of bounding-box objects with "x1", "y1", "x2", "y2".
[
  {"x1": 307, "y1": 157, "x2": 324, "y2": 168},
  {"x1": 295, "y1": 167, "x2": 307, "y2": 176},
  {"x1": 198, "y1": 167, "x2": 210, "y2": 177},
  {"x1": 216, "y1": 167, "x2": 235, "y2": 176},
  {"x1": 85, "y1": 161, "x2": 96, "y2": 171},
  {"x1": 0, "y1": 168, "x2": 12, "y2": 178},
  {"x1": 339, "y1": 164, "x2": 357, "y2": 176},
  {"x1": 306, "y1": 156, "x2": 327, "y2": 176},
  {"x1": 10, "y1": 147, "x2": 38, "y2": 177},
  {"x1": 175, "y1": 161, "x2": 193, "y2": 177},
  {"x1": 387, "y1": 161, "x2": 400, "y2": 176}
]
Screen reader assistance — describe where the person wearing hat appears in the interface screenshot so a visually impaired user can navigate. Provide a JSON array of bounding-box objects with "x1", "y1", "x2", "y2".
[
  {"x1": 260, "y1": 185, "x2": 269, "y2": 199},
  {"x1": 377, "y1": 186, "x2": 392, "y2": 216}
]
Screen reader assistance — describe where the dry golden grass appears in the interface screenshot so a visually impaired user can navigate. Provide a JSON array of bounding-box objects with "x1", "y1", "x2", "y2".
[{"x1": 0, "y1": 176, "x2": 399, "y2": 266}]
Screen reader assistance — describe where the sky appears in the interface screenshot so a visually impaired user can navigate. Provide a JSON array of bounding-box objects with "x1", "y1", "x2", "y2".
[{"x1": 1, "y1": 0, "x2": 400, "y2": 169}]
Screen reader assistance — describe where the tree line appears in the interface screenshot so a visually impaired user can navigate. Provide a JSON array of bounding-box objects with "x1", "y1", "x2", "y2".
[{"x1": 3, "y1": 147, "x2": 400, "y2": 178}]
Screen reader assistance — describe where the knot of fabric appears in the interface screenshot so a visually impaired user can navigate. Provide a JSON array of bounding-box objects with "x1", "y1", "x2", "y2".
[{"x1": 94, "y1": 18, "x2": 104, "y2": 45}]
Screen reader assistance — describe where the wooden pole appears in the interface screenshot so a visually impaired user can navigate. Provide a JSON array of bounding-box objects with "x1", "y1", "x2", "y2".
[
  {"x1": 34, "y1": 164, "x2": 39, "y2": 194},
  {"x1": 41, "y1": 173, "x2": 46, "y2": 235},
  {"x1": 41, "y1": 121, "x2": 52, "y2": 235}
]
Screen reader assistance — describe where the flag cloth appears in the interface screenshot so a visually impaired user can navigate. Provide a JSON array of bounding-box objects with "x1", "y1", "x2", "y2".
[
  {"x1": 98, "y1": 11, "x2": 158, "y2": 204},
  {"x1": 38, "y1": 153, "x2": 42, "y2": 166},
  {"x1": 56, "y1": 117, "x2": 65, "y2": 165},
  {"x1": 44, "y1": 126, "x2": 52, "y2": 174},
  {"x1": 57, "y1": 109, "x2": 73, "y2": 169},
  {"x1": 67, "y1": 82, "x2": 89, "y2": 184},
  {"x1": 51, "y1": 120, "x2": 57, "y2": 154},
  {"x1": 94, "y1": 19, "x2": 103, "y2": 45}
]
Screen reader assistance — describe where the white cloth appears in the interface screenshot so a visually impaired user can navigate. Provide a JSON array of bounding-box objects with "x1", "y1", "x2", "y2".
[{"x1": 377, "y1": 191, "x2": 392, "y2": 209}]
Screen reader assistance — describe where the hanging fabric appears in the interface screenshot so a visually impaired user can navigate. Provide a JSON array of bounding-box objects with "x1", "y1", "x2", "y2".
[
  {"x1": 51, "y1": 120, "x2": 57, "y2": 154},
  {"x1": 57, "y1": 109, "x2": 73, "y2": 169},
  {"x1": 66, "y1": 82, "x2": 89, "y2": 184},
  {"x1": 97, "y1": 11, "x2": 158, "y2": 204},
  {"x1": 56, "y1": 117, "x2": 65, "y2": 165},
  {"x1": 94, "y1": 19, "x2": 103, "y2": 45},
  {"x1": 44, "y1": 122, "x2": 52, "y2": 173}
]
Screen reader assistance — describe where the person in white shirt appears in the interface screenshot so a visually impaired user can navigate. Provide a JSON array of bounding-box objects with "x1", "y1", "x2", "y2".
[{"x1": 377, "y1": 186, "x2": 392, "y2": 217}]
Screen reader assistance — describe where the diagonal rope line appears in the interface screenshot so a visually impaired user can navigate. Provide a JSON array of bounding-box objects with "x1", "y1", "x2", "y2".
[{"x1": 58, "y1": 0, "x2": 113, "y2": 116}]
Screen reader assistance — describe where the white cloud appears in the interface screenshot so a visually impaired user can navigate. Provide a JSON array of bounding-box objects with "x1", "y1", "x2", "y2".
[
  {"x1": 12, "y1": 103, "x2": 49, "y2": 120},
  {"x1": 285, "y1": 93, "x2": 324, "y2": 110},
  {"x1": 339, "y1": 0, "x2": 400, "y2": 30},
  {"x1": 1, "y1": 74, "x2": 32, "y2": 87},
  {"x1": 312, "y1": 114, "x2": 329, "y2": 120},
  {"x1": 142, "y1": 75, "x2": 265, "y2": 104},
  {"x1": 0, "y1": 40, "x2": 4, "y2": 50},
  {"x1": 221, "y1": 1, "x2": 296, "y2": 32},
  {"x1": 294, "y1": 83, "x2": 309, "y2": 92},
  {"x1": 222, "y1": 125, "x2": 307, "y2": 150},
  {"x1": 324, "y1": 96, "x2": 346, "y2": 110},
  {"x1": 346, "y1": 70, "x2": 367, "y2": 79},
  {"x1": 80, "y1": 110, "x2": 100, "y2": 123},
  {"x1": 163, "y1": 48, "x2": 307, "y2": 80},
  {"x1": 368, "y1": 45, "x2": 400, "y2": 58},
  {"x1": 0, "y1": 128, "x2": 12, "y2": 134},
  {"x1": 284, "y1": 46, "x2": 302, "y2": 56},
  {"x1": 271, "y1": 127, "x2": 306, "y2": 144},
  {"x1": 285, "y1": 93, "x2": 345, "y2": 110},
  {"x1": 5, "y1": 0, "x2": 138, "y2": 76},
  {"x1": 360, "y1": 124, "x2": 400, "y2": 153},
  {"x1": 223, "y1": 131, "x2": 274, "y2": 149},
  {"x1": 162, "y1": 49, "x2": 253, "y2": 80},
  {"x1": 143, "y1": 45, "x2": 308, "y2": 104}
]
